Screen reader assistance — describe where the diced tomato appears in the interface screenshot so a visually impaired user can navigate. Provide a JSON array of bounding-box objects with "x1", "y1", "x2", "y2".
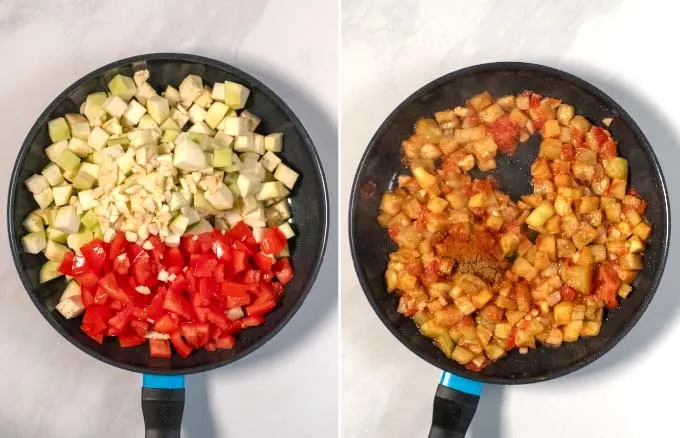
[
  {"x1": 194, "y1": 307, "x2": 209, "y2": 323},
  {"x1": 592, "y1": 127, "x2": 608, "y2": 145},
  {"x1": 154, "y1": 314, "x2": 179, "y2": 334},
  {"x1": 229, "y1": 221, "x2": 253, "y2": 242},
  {"x1": 226, "y1": 294, "x2": 250, "y2": 309},
  {"x1": 163, "y1": 289, "x2": 194, "y2": 321},
  {"x1": 488, "y1": 115, "x2": 520, "y2": 154},
  {"x1": 182, "y1": 235, "x2": 201, "y2": 254},
  {"x1": 81, "y1": 286, "x2": 95, "y2": 307},
  {"x1": 560, "y1": 285, "x2": 576, "y2": 302},
  {"x1": 211, "y1": 239, "x2": 230, "y2": 260},
  {"x1": 272, "y1": 282, "x2": 284, "y2": 299},
  {"x1": 561, "y1": 143, "x2": 575, "y2": 161},
  {"x1": 200, "y1": 278, "x2": 219, "y2": 300},
  {"x1": 198, "y1": 233, "x2": 214, "y2": 253},
  {"x1": 118, "y1": 333, "x2": 146, "y2": 348},
  {"x1": 253, "y1": 252, "x2": 274, "y2": 271},
  {"x1": 58, "y1": 252, "x2": 89, "y2": 277},
  {"x1": 110, "y1": 300, "x2": 124, "y2": 311},
  {"x1": 81, "y1": 305, "x2": 111, "y2": 340},
  {"x1": 571, "y1": 127, "x2": 584, "y2": 148},
  {"x1": 94, "y1": 287, "x2": 109, "y2": 305},
  {"x1": 80, "y1": 239, "x2": 107, "y2": 274},
  {"x1": 149, "y1": 339, "x2": 172, "y2": 358},
  {"x1": 595, "y1": 264, "x2": 621, "y2": 309},
  {"x1": 109, "y1": 232, "x2": 127, "y2": 260},
  {"x1": 193, "y1": 257, "x2": 218, "y2": 278},
  {"x1": 215, "y1": 335, "x2": 236, "y2": 350},
  {"x1": 170, "y1": 332, "x2": 193, "y2": 358},
  {"x1": 130, "y1": 319, "x2": 149, "y2": 337},
  {"x1": 147, "y1": 292, "x2": 165, "y2": 321},
  {"x1": 244, "y1": 269, "x2": 261, "y2": 286},
  {"x1": 260, "y1": 228, "x2": 287, "y2": 255},
  {"x1": 529, "y1": 93, "x2": 541, "y2": 108},
  {"x1": 164, "y1": 247, "x2": 185, "y2": 269},
  {"x1": 246, "y1": 296, "x2": 277, "y2": 316},
  {"x1": 147, "y1": 235, "x2": 165, "y2": 263},
  {"x1": 223, "y1": 282, "x2": 250, "y2": 308},
  {"x1": 108, "y1": 307, "x2": 133, "y2": 334},
  {"x1": 99, "y1": 272, "x2": 130, "y2": 303},
  {"x1": 272, "y1": 258, "x2": 294, "y2": 285},
  {"x1": 215, "y1": 264, "x2": 226, "y2": 283},
  {"x1": 505, "y1": 328, "x2": 518, "y2": 350},
  {"x1": 240, "y1": 315, "x2": 265, "y2": 329},
  {"x1": 180, "y1": 323, "x2": 210, "y2": 348},
  {"x1": 113, "y1": 253, "x2": 130, "y2": 275},
  {"x1": 168, "y1": 274, "x2": 189, "y2": 295},
  {"x1": 133, "y1": 251, "x2": 155, "y2": 287},
  {"x1": 232, "y1": 239, "x2": 253, "y2": 256},
  {"x1": 231, "y1": 250, "x2": 247, "y2": 274},
  {"x1": 81, "y1": 327, "x2": 104, "y2": 344},
  {"x1": 598, "y1": 139, "x2": 617, "y2": 161},
  {"x1": 205, "y1": 342, "x2": 216, "y2": 352},
  {"x1": 76, "y1": 272, "x2": 99, "y2": 288},
  {"x1": 185, "y1": 270, "x2": 198, "y2": 294},
  {"x1": 131, "y1": 306, "x2": 148, "y2": 321},
  {"x1": 206, "y1": 308, "x2": 230, "y2": 331}
]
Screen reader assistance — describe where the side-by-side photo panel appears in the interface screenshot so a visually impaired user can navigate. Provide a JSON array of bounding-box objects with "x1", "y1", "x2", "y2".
[
  {"x1": 341, "y1": 1, "x2": 675, "y2": 437},
  {"x1": 0, "y1": 1, "x2": 338, "y2": 437}
]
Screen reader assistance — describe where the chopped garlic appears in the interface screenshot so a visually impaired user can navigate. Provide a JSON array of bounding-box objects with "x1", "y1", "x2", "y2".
[
  {"x1": 157, "y1": 270, "x2": 169, "y2": 282},
  {"x1": 125, "y1": 231, "x2": 137, "y2": 242}
]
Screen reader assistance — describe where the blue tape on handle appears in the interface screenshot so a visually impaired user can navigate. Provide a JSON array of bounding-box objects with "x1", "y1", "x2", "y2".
[
  {"x1": 143, "y1": 374, "x2": 185, "y2": 389},
  {"x1": 440, "y1": 371, "x2": 483, "y2": 396}
]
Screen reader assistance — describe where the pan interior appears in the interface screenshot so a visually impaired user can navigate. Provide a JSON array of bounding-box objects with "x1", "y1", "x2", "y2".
[
  {"x1": 8, "y1": 54, "x2": 328, "y2": 374},
  {"x1": 350, "y1": 63, "x2": 669, "y2": 384}
]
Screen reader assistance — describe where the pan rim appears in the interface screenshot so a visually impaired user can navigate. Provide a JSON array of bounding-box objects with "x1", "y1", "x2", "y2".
[
  {"x1": 8, "y1": 52, "x2": 330, "y2": 376},
  {"x1": 348, "y1": 61, "x2": 671, "y2": 385}
]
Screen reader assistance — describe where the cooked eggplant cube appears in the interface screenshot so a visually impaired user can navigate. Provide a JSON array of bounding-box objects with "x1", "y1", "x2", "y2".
[
  {"x1": 274, "y1": 163, "x2": 299, "y2": 189},
  {"x1": 46, "y1": 140, "x2": 69, "y2": 163},
  {"x1": 224, "y1": 116, "x2": 249, "y2": 136},
  {"x1": 146, "y1": 95, "x2": 170, "y2": 124},
  {"x1": 260, "y1": 151, "x2": 282, "y2": 172},
  {"x1": 264, "y1": 133, "x2": 283, "y2": 152},
  {"x1": 224, "y1": 81, "x2": 250, "y2": 109},
  {"x1": 54, "y1": 205, "x2": 80, "y2": 233},
  {"x1": 48, "y1": 117, "x2": 71, "y2": 142},
  {"x1": 179, "y1": 74, "x2": 203, "y2": 103},
  {"x1": 124, "y1": 99, "x2": 147, "y2": 125},
  {"x1": 205, "y1": 183, "x2": 235, "y2": 210},
  {"x1": 173, "y1": 137, "x2": 206, "y2": 171},
  {"x1": 108, "y1": 74, "x2": 137, "y2": 102},
  {"x1": 65, "y1": 113, "x2": 90, "y2": 141},
  {"x1": 25, "y1": 174, "x2": 50, "y2": 194},
  {"x1": 22, "y1": 231, "x2": 46, "y2": 254},
  {"x1": 33, "y1": 188, "x2": 54, "y2": 209},
  {"x1": 52, "y1": 184, "x2": 73, "y2": 207},
  {"x1": 39, "y1": 261, "x2": 64, "y2": 283}
]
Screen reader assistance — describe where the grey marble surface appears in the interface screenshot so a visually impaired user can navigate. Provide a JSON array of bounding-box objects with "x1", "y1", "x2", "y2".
[
  {"x1": 341, "y1": 1, "x2": 680, "y2": 437},
  {"x1": 0, "y1": 1, "x2": 338, "y2": 437}
]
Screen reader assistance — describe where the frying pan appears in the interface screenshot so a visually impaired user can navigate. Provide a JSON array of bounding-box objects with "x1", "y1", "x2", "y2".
[
  {"x1": 349, "y1": 62, "x2": 670, "y2": 436},
  {"x1": 8, "y1": 53, "x2": 329, "y2": 437}
]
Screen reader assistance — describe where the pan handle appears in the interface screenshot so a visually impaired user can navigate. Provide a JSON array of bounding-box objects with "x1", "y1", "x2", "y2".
[
  {"x1": 428, "y1": 372, "x2": 482, "y2": 438},
  {"x1": 141, "y1": 375, "x2": 186, "y2": 438}
]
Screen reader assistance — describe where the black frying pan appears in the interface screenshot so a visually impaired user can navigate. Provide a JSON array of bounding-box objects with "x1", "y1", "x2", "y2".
[
  {"x1": 8, "y1": 53, "x2": 329, "y2": 437},
  {"x1": 349, "y1": 62, "x2": 670, "y2": 436}
]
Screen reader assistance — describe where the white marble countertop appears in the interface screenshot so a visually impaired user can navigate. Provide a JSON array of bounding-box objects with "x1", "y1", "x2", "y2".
[
  {"x1": 0, "y1": 1, "x2": 338, "y2": 437},
  {"x1": 341, "y1": 1, "x2": 680, "y2": 437}
]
